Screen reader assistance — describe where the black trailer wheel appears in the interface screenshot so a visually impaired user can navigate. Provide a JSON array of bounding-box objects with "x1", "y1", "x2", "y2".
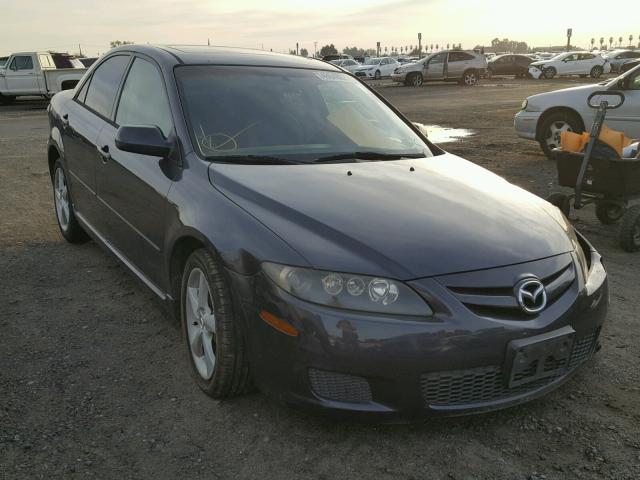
[
  {"x1": 619, "y1": 205, "x2": 640, "y2": 252},
  {"x1": 546, "y1": 193, "x2": 571, "y2": 217},
  {"x1": 595, "y1": 201, "x2": 626, "y2": 224}
]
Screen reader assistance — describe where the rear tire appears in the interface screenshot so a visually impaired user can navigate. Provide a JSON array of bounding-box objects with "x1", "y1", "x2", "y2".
[
  {"x1": 461, "y1": 70, "x2": 478, "y2": 86},
  {"x1": 546, "y1": 193, "x2": 571, "y2": 217},
  {"x1": 543, "y1": 67, "x2": 557, "y2": 79},
  {"x1": 619, "y1": 205, "x2": 640, "y2": 252},
  {"x1": 538, "y1": 111, "x2": 583, "y2": 158},
  {"x1": 181, "y1": 248, "x2": 251, "y2": 398},
  {"x1": 52, "y1": 159, "x2": 89, "y2": 243},
  {"x1": 595, "y1": 201, "x2": 626, "y2": 224},
  {"x1": 590, "y1": 65, "x2": 603, "y2": 78}
]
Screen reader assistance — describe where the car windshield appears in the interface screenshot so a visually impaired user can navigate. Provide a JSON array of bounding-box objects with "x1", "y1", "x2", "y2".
[{"x1": 175, "y1": 66, "x2": 432, "y2": 163}]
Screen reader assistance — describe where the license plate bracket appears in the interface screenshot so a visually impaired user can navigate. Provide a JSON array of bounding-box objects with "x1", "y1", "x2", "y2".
[{"x1": 505, "y1": 326, "x2": 575, "y2": 388}]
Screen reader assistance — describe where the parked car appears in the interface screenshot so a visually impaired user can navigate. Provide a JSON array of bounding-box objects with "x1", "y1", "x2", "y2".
[
  {"x1": 621, "y1": 58, "x2": 640, "y2": 73},
  {"x1": 47, "y1": 45, "x2": 608, "y2": 419},
  {"x1": 487, "y1": 54, "x2": 534, "y2": 78},
  {"x1": 353, "y1": 57, "x2": 399, "y2": 79},
  {"x1": 604, "y1": 49, "x2": 640, "y2": 73},
  {"x1": 0, "y1": 56, "x2": 8, "y2": 68},
  {"x1": 528, "y1": 51, "x2": 611, "y2": 79},
  {"x1": 391, "y1": 50, "x2": 487, "y2": 86},
  {"x1": 329, "y1": 58, "x2": 360, "y2": 74},
  {"x1": 322, "y1": 54, "x2": 353, "y2": 62},
  {"x1": 515, "y1": 63, "x2": 640, "y2": 157},
  {"x1": 0, "y1": 51, "x2": 87, "y2": 105}
]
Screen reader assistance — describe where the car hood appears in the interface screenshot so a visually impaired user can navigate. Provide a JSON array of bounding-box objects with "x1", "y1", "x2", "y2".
[
  {"x1": 529, "y1": 60, "x2": 548, "y2": 67},
  {"x1": 526, "y1": 83, "x2": 607, "y2": 106},
  {"x1": 208, "y1": 154, "x2": 575, "y2": 280}
]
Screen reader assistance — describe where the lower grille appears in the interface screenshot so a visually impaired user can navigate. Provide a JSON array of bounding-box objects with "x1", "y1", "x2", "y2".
[
  {"x1": 420, "y1": 330, "x2": 599, "y2": 407},
  {"x1": 309, "y1": 368, "x2": 372, "y2": 404}
]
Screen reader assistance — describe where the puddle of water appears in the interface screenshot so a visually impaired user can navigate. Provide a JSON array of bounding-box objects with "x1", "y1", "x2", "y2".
[{"x1": 415, "y1": 123, "x2": 476, "y2": 144}]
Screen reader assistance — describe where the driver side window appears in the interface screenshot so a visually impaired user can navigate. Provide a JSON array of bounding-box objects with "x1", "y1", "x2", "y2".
[
  {"x1": 429, "y1": 53, "x2": 446, "y2": 65},
  {"x1": 629, "y1": 72, "x2": 640, "y2": 91}
]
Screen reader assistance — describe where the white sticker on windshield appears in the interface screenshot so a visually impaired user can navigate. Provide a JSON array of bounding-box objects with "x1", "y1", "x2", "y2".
[{"x1": 315, "y1": 71, "x2": 351, "y2": 82}]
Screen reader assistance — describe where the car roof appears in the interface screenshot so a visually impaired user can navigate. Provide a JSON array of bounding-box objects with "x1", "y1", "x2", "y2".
[{"x1": 108, "y1": 44, "x2": 340, "y2": 71}]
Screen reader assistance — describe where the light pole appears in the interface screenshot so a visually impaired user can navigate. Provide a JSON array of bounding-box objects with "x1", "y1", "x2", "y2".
[
  {"x1": 418, "y1": 33, "x2": 422, "y2": 59},
  {"x1": 314, "y1": 41, "x2": 317, "y2": 58}
]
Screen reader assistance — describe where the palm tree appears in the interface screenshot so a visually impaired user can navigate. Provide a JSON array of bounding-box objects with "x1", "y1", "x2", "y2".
[
  {"x1": 590, "y1": 38, "x2": 595, "y2": 50},
  {"x1": 599, "y1": 37, "x2": 604, "y2": 49},
  {"x1": 384, "y1": 46, "x2": 388, "y2": 54},
  {"x1": 436, "y1": 44, "x2": 439, "y2": 51},
  {"x1": 446, "y1": 43, "x2": 450, "y2": 50},
  {"x1": 618, "y1": 36, "x2": 623, "y2": 47},
  {"x1": 629, "y1": 35, "x2": 634, "y2": 47},
  {"x1": 609, "y1": 37, "x2": 613, "y2": 50},
  {"x1": 430, "y1": 44, "x2": 433, "y2": 52}
]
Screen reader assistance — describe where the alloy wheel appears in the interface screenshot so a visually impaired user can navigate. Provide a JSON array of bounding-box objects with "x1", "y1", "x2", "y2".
[
  {"x1": 54, "y1": 167, "x2": 70, "y2": 232},
  {"x1": 545, "y1": 120, "x2": 572, "y2": 150},
  {"x1": 186, "y1": 268, "x2": 217, "y2": 380},
  {"x1": 464, "y1": 72, "x2": 477, "y2": 86}
]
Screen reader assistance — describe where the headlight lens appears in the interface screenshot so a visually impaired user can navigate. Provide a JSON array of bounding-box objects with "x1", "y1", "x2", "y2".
[
  {"x1": 262, "y1": 263, "x2": 433, "y2": 317},
  {"x1": 521, "y1": 98, "x2": 528, "y2": 110}
]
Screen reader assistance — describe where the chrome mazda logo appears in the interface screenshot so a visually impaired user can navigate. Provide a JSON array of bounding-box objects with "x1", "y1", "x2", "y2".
[{"x1": 515, "y1": 278, "x2": 547, "y2": 314}]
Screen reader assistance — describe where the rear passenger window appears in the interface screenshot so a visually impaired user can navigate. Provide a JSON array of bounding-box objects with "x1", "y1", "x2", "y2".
[
  {"x1": 115, "y1": 57, "x2": 173, "y2": 137},
  {"x1": 84, "y1": 55, "x2": 130, "y2": 119},
  {"x1": 449, "y1": 52, "x2": 474, "y2": 62}
]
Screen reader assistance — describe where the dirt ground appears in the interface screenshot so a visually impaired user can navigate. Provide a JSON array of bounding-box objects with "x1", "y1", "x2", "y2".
[{"x1": 1, "y1": 76, "x2": 639, "y2": 480}]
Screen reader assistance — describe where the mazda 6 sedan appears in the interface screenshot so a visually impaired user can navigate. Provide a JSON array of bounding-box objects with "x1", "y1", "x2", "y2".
[{"x1": 47, "y1": 45, "x2": 609, "y2": 420}]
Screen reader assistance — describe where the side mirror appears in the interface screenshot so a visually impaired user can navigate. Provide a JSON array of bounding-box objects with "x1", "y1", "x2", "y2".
[
  {"x1": 413, "y1": 122, "x2": 429, "y2": 138},
  {"x1": 115, "y1": 125, "x2": 173, "y2": 157}
]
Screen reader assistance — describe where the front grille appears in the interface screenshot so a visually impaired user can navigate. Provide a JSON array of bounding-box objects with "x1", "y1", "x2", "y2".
[
  {"x1": 309, "y1": 368, "x2": 372, "y2": 404},
  {"x1": 442, "y1": 258, "x2": 576, "y2": 320},
  {"x1": 420, "y1": 330, "x2": 599, "y2": 407}
]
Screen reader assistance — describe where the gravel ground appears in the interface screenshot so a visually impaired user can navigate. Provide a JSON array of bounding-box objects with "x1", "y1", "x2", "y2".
[{"x1": 1, "y1": 77, "x2": 639, "y2": 480}]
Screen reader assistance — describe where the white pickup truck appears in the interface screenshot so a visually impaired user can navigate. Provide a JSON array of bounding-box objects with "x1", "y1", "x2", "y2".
[{"x1": 0, "y1": 52, "x2": 87, "y2": 105}]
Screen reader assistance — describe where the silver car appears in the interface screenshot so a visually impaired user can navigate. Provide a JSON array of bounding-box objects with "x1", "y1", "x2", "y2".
[
  {"x1": 514, "y1": 64, "x2": 640, "y2": 157},
  {"x1": 391, "y1": 50, "x2": 487, "y2": 86},
  {"x1": 604, "y1": 49, "x2": 640, "y2": 73}
]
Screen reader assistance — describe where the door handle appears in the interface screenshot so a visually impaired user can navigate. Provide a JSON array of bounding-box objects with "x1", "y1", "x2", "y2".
[{"x1": 99, "y1": 145, "x2": 111, "y2": 163}]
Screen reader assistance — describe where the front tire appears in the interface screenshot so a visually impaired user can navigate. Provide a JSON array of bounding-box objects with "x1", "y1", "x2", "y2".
[
  {"x1": 543, "y1": 67, "x2": 557, "y2": 79},
  {"x1": 374, "y1": 70, "x2": 381, "y2": 80},
  {"x1": 590, "y1": 65, "x2": 603, "y2": 78},
  {"x1": 595, "y1": 200, "x2": 626, "y2": 224},
  {"x1": 0, "y1": 94, "x2": 16, "y2": 105},
  {"x1": 181, "y1": 248, "x2": 251, "y2": 398},
  {"x1": 538, "y1": 111, "x2": 583, "y2": 158},
  {"x1": 52, "y1": 160, "x2": 89, "y2": 243},
  {"x1": 408, "y1": 72, "x2": 423, "y2": 87}
]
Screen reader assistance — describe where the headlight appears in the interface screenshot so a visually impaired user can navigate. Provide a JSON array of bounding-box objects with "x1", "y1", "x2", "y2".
[
  {"x1": 521, "y1": 98, "x2": 528, "y2": 110},
  {"x1": 262, "y1": 263, "x2": 433, "y2": 317}
]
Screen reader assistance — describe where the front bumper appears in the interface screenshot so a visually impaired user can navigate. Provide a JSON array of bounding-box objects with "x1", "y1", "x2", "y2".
[
  {"x1": 354, "y1": 70, "x2": 376, "y2": 78},
  {"x1": 514, "y1": 109, "x2": 541, "y2": 140},
  {"x1": 231, "y1": 250, "x2": 608, "y2": 421},
  {"x1": 391, "y1": 72, "x2": 408, "y2": 82}
]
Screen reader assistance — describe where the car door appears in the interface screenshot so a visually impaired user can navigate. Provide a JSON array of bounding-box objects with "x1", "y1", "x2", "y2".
[
  {"x1": 559, "y1": 54, "x2": 579, "y2": 75},
  {"x1": 95, "y1": 55, "x2": 175, "y2": 286},
  {"x1": 4, "y1": 55, "x2": 40, "y2": 94},
  {"x1": 425, "y1": 53, "x2": 446, "y2": 80},
  {"x1": 63, "y1": 54, "x2": 131, "y2": 228},
  {"x1": 606, "y1": 69, "x2": 640, "y2": 139}
]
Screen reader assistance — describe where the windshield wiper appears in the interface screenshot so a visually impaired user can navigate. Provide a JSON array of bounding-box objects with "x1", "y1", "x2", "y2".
[
  {"x1": 313, "y1": 151, "x2": 426, "y2": 163},
  {"x1": 209, "y1": 154, "x2": 304, "y2": 165}
]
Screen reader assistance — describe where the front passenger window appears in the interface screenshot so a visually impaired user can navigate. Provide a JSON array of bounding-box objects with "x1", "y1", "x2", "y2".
[{"x1": 115, "y1": 57, "x2": 173, "y2": 137}]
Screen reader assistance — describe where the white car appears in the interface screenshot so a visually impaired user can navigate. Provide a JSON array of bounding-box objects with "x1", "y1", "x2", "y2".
[
  {"x1": 514, "y1": 64, "x2": 640, "y2": 157},
  {"x1": 329, "y1": 59, "x2": 360, "y2": 74},
  {"x1": 353, "y1": 57, "x2": 399, "y2": 79},
  {"x1": 603, "y1": 49, "x2": 640, "y2": 73},
  {"x1": 528, "y1": 51, "x2": 611, "y2": 80}
]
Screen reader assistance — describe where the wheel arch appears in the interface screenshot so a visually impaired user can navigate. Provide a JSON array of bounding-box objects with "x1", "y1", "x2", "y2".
[{"x1": 535, "y1": 107, "x2": 585, "y2": 141}]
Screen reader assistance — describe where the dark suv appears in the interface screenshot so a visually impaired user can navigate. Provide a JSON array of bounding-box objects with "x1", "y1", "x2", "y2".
[{"x1": 47, "y1": 45, "x2": 608, "y2": 420}]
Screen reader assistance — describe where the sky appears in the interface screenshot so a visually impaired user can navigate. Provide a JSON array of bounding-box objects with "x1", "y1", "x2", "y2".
[{"x1": 1, "y1": 0, "x2": 638, "y2": 57}]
